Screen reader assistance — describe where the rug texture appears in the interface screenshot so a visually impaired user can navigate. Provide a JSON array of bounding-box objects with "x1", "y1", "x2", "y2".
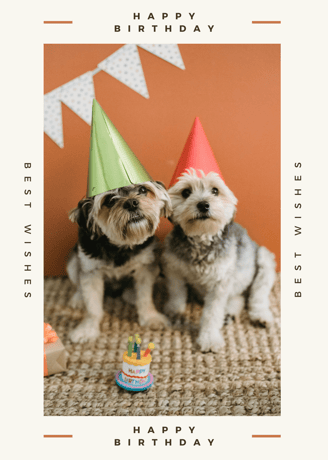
[{"x1": 44, "y1": 275, "x2": 281, "y2": 416}]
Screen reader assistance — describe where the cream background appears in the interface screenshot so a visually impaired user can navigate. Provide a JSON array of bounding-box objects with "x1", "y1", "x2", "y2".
[{"x1": 2, "y1": 0, "x2": 327, "y2": 459}]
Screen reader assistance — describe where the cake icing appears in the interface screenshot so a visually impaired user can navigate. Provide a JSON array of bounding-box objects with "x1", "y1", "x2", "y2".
[
  {"x1": 118, "y1": 337, "x2": 155, "y2": 388},
  {"x1": 121, "y1": 351, "x2": 151, "y2": 385}
]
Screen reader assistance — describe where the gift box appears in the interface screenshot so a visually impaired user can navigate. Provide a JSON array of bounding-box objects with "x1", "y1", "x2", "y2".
[{"x1": 44, "y1": 323, "x2": 67, "y2": 376}]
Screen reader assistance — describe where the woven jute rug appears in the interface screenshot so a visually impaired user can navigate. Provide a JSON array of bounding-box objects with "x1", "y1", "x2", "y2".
[{"x1": 44, "y1": 274, "x2": 281, "y2": 416}]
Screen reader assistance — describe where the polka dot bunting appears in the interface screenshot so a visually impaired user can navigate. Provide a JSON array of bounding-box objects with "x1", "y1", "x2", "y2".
[
  {"x1": 98, "y1": 44, "x2": 149, "y2": 99},
  {"x1": 138, "y1": 44, "x2": 185, "y2": 70},
  {"x1": 59, "y1": 71, "x2": 95, "y2": 125},
  {"x1": 44, "y1": 87, "x2": 64, "y2": 148}
]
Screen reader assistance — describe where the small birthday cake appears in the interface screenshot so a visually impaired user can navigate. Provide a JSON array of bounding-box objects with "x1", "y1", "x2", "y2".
[{"x1": 116, "y1": 334, "x2": 155, "y2": 391}]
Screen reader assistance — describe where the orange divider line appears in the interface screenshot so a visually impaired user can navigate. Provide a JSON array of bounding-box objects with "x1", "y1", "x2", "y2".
[
  {"x1": 252, "y1": 435, "x2": 281, "y2": 438},
  {"x1": 44, "y1": 435, "x2": 73, "y2": 438},
  {"x1": 44, "y1": 21, "x2": 73, "y2": 24},
  {"x1": 252, "y1": 21, "x2": 281, "y2": 24}
]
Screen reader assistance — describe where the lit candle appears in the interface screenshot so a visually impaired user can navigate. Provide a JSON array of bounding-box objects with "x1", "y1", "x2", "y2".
[
  {"x1": 136, "y1": 338, "x2": 142, "y2": 360},
  {"x1": 127, "y1": 336, "x2": 133, "y2": 357},
  {"x1": 144, "y1": 343, "x2": 155, "y2": 357},
  {"x1": 133, "y1": 334, "x2": 139, "y2": 353}
]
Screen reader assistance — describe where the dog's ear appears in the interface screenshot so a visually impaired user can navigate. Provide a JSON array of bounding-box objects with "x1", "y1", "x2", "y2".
[
  {"x1": 69, "y1": 197, "x2": 94, "y2": 230},
  {"x1": 153, "y1": 181, "x2": 173, "y2": 218}
]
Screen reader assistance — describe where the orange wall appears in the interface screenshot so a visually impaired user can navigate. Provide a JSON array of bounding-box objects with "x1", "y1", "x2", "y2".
[{"x1": 44, "y1": 44, "x2": 280, "y2": 275}]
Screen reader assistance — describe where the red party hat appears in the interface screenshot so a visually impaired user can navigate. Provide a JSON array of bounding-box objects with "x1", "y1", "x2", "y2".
[{"x1": 169, "y1": 117, "x2": 224, "y2": 187}]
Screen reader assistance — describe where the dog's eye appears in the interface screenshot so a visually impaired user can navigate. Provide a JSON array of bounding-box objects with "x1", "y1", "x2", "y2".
[
  {"x1": 103, "y1": 195, "x2": 117, "y2": 208},
  {"x1": 211, "y1": 188, "x2": 219, "y2": 196},
  {"x1": 138, "y1": 186, "x2": 148, "y2": 195},
  {"x1": 181, "y1": 188, "x2": 192, "y2": 199}
]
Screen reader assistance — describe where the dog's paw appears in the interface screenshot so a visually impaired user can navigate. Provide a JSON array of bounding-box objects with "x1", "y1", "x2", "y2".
[
  {"x1": 140, "y1": 311, "x2": 171, "y2": 330},
  {"x1": 224, "y1": 313, "x2": 235, "y2": 326},
  {"x1": 69, "y1": 319, "x2": 100, "y2": 343},
  {"x1": 249, "y1": 307, "x2": 274, "y2": 328},
  {"x1": 164, "y1": 300, "x2": 187, "y2": 316},
  {"x1": 197, "y1": 328, "x2": 225, "y2": 353},
  {"x1": 68, "y1": 291, "x2": 84, "y2": 309}
]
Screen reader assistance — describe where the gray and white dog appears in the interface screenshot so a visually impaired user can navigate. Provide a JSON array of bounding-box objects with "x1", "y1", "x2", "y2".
[
  {"x1": 162, "y1": 169, "x2": 276, "y2": 352},
  {"x1": 67, "y1": 181, "x2": 171, "y2": 343}
]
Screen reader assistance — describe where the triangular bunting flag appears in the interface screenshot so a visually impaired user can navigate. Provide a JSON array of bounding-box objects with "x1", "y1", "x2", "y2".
[
  {"x1": 138, "y1": 44, "x2": 185, "y2": 70},
  {"x1": 59, "y1": 71, "x2": 95, "y2": 125},
  {"x1": 87, "y1": 100, "x2": 152, "y2": 196},
  {"x1": 44, "y1": 87, "x2": 64, "y2": 148},
  {"x1": 169, "y1": 117, "x2": 224, "y2": 187},
  {"x1": 97, "y1": 44, "x2": 149, "y2": 99}
]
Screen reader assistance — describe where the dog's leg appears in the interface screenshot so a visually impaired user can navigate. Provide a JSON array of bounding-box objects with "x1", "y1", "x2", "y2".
[
  {"x1": 224, "y1": 295, "x2": 245, "y2": 324},
  {"x1": 68, "y1": 289, "x2": 84, "y2": 309},
  {"x1": 248, "y1": 246, "x2": 276, "y2": 327},
  {"x1": 164, "y1": 271, "x2": 188, "y2": 316},
  {"x1": 67, "y1": 248, "x2": 79, "y2": 285},
  {"x1": 70, "y1": 271, "x2": 104, "y2": 343},
  {"x1": 67, "y1": 249, "x2": 84, "y2": 309},
  {"x1": 197, "y1": 281, "x2": 230, "y2": 352},
  {"x1": 134, "y1": 267, "x2": 170, "y2": 329}
]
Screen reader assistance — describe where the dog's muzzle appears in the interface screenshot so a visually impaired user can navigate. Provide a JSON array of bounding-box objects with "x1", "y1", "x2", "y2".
[
  {"x1": 124, "y1": 198, "x2": 139, "y2": 212},
  {"x1": 128, "y1": 212, "x2": 144, "y2": 224},
  {"x1": 195, "y1": 201, "x2": 210, "y2": 219},
  {"x1": 197, "y1": 201, "x2": 210, "y2": 213}
]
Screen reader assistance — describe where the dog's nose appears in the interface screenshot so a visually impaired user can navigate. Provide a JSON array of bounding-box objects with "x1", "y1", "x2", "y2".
[
  {"x1": 197, "y1": 201, "x2": 210, "y2": 213},
  {"x1": 124, "y1": 198, "x2": 139, "y2": 211}
]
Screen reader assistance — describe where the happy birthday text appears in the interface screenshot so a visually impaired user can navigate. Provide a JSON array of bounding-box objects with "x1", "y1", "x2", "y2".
[
  {"x1": 114, "y1": 426, "x2": 215, "y2": 447},
  {"x1": 114, "y1": 13, "x2": 215, "y2": 33}
]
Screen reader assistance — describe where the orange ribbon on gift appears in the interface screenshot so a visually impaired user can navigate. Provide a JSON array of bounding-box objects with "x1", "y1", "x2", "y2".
[{"x1": 44, "y1": 323, "x2": 58, "y2": 376}]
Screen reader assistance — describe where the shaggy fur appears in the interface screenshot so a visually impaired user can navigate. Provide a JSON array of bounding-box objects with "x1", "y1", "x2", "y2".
[
  {"x1": 162, "y1": 169, "x2": 276, "y2": 352},
  {"x1": 67, "y1": 181, "x2": 172, "y2": 343}
]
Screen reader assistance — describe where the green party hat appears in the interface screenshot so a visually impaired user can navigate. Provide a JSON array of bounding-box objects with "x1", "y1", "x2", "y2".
[{"x1": 87, "y1": 99, "x2": 152, "y2": 197}]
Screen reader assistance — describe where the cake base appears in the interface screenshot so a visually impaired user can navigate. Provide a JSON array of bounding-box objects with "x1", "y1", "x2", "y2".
[{"x1": 115, "y1": 371, "x2": 153, "y2": 392}]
